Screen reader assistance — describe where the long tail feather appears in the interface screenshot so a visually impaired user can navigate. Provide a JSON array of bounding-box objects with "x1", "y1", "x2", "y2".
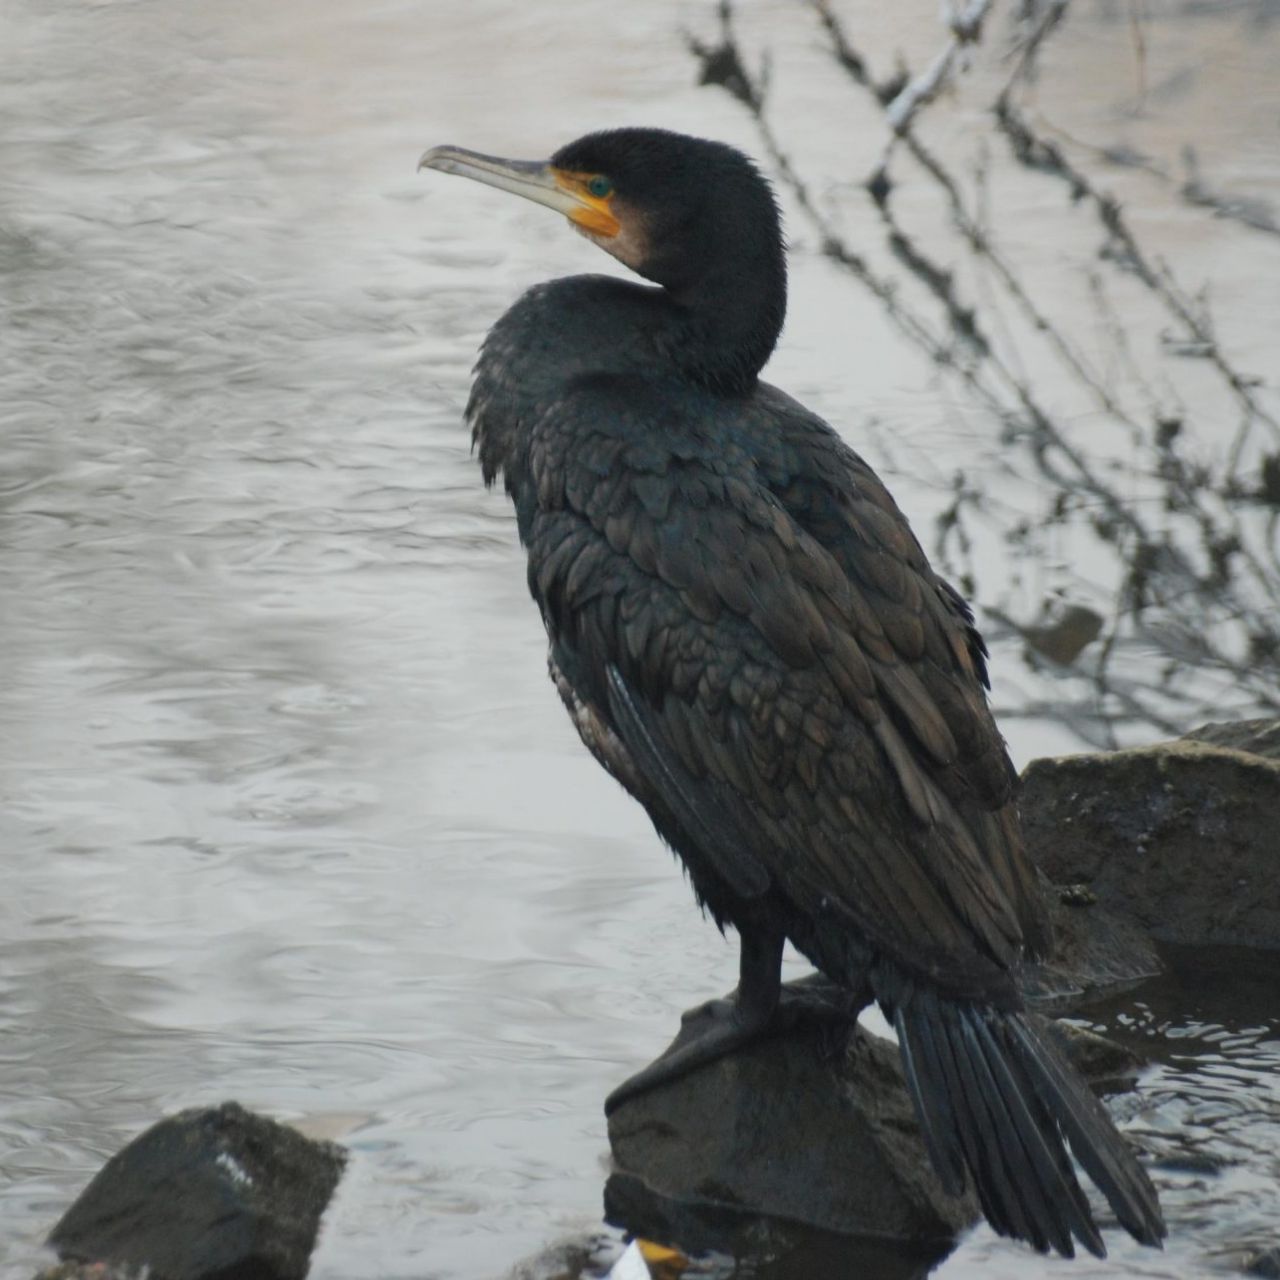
[{"x1": 891, "y1": 983, "x2": 1165, "y2": 1258}]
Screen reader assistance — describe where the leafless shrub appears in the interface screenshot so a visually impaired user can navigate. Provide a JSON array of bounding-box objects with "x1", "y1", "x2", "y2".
[{"x1": 688, "y1": 0, "x2": 1280, "y2": 748}]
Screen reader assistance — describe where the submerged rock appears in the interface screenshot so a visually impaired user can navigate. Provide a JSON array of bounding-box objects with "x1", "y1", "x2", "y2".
[
  {"x1": 44, "y1": 1102, "x2": 345, "y2": 1280},
  {"x1": 1039, "y1": 1018, "x2": 1145, "y2": 1092},
  {"x1": 1243, "y1": 1243, "x2": 1280, "y2": 1278},
  {"x1": 1021, "y1": 718, "x2": 1280, "y2": 951}
]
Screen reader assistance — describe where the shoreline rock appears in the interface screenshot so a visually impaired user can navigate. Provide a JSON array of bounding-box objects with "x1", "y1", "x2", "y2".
[
  {"x1": 607, "y1": 1014, "x2": 978, "y2": 1244},
  {"x1": 605, "y1": 995, "x2": 1140, "y2": 1246},
  {"x1": 1021, "y1": 718, "x2": 1280, "y2": 952},
  {"x1": 41, "y1": 1102, "x2": 345, "y2": 1280}
]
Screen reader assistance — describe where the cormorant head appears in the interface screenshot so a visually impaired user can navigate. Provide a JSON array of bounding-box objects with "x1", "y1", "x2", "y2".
[
  {"x1": 419, "y1": 128, "x2": 788, "y2": 388},
  {"x1": 419, "y1": 127, "x2": 785, "y2": 307}
]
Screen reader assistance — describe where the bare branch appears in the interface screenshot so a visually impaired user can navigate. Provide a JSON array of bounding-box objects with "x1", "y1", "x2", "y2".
[{"x1": 688, "y1": 0, "x2": 1280, "y2": 744}]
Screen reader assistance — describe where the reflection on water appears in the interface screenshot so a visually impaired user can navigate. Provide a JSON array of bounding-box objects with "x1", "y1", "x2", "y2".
[{"x1": 2, "y1": 2, "x2": 1278, "y2": 1278}]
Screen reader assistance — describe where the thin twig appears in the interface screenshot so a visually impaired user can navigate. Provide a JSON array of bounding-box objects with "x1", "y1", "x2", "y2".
[{"x1": 687, "y1": 0, "x2": 1280, "y2": 742}]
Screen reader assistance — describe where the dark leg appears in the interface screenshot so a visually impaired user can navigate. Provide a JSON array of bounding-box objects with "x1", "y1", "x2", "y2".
[
  {"x1": 604, "y1": 930, "x2": 871, "y2": 1115},
  {"x1": 604, "y1": 928, "x2": 783, "y2": 1116}
]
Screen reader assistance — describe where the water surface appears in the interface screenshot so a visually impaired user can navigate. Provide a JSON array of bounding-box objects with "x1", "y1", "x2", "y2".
[{"x1": 2, "y1": 3, "x2": 1278, "y2": 1277}]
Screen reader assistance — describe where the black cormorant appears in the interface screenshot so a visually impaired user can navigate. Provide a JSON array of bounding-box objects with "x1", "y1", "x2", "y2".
[{"x1": 419, "y1": 128, "x2": 1164, "y2": 1258}]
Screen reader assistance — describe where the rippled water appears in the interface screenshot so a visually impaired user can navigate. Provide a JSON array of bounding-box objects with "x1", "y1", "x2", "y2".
[{"x1": 3, "y1": 3, "x2": 1278, "y2": 1277}]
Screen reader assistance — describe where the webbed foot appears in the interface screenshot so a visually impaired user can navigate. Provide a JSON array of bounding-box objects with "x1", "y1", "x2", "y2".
[{"x1": 604, "y1": 972, "x2": 870, "y2": 1115}]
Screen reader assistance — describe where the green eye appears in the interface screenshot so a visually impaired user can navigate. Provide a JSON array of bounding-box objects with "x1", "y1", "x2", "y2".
[{"x1": 586, "y1": 175, "x2": 613, "y2": 199}]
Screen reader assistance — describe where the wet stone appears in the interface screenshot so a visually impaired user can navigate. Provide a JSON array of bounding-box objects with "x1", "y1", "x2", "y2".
[
  {"x1": 1152, "y1": 1150, "x2": 1234, "y2": 1177},
  {"x1": 1244, "y1": 1245, "x2": 1280, "y2": 1278},
  {"x1": 607, "y1": 1005, "x2": 979, "y2": 1244},
  {"x1": 44, "y1": 1102, "x2": 346, "y2": 1280},
  {"x1": 1039, "y1": 1018, "x2": 1146, "y2": 1093},
  {"x1": 1020, "y1": 718, "x2": 1280, "y2": 951},
  {"x1": 606, "y1": 987, "x2": 1139, "y2": 1250}
]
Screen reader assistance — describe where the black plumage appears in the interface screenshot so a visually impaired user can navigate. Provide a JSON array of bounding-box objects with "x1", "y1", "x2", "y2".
[{"x1": 419, "y1": 127, "x2": 1164, "y2": 1258}]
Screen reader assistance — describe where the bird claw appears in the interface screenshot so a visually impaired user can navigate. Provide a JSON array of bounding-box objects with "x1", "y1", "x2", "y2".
[
  {"x1": 678, "y1": 997, "x2": 735, "y2": 1026},
  {"x1": 605, "y1": 974, "x2": 870, "y2": 1116}
]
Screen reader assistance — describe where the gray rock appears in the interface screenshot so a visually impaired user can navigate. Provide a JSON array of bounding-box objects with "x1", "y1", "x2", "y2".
[
  {"x1": 1039, "y1": 1018, "x2": 1145, "y2": 1093},
  {"x1": 1020, "y1": 719, "x2": 1280, "y2": 950},
  {"x1": 45, "y1": 1102, "x2": 345, "y2": 1280},
  {"x1": 608, "y1": 1012, "x2": 978, "y2": 1243},
  {"x1": 1244, "y1": 1244, "x2": 1280, "y2": 1278},
  {"x1": 605, "y1": 1000, "x2": 1138, "y2": 1248}
]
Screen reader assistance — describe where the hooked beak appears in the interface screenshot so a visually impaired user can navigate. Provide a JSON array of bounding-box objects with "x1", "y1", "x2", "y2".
[{"x1": 418, "y1": 145, "x2": 619, "y2": 237}]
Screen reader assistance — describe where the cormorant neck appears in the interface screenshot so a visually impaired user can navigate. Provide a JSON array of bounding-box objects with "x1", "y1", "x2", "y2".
[{"x1": 658, "y1": 250, "x2": 787, "y2": 397}]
